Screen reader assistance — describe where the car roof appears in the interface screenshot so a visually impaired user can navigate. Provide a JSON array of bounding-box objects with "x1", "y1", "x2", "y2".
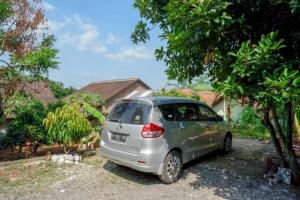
[{"x1": 120, "y1": 96, "x2": 206, "y2": 106}]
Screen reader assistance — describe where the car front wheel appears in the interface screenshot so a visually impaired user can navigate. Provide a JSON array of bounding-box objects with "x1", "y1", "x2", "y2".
[{"x1": 159, "y1": 151, "x2": 182, "y2": 184}]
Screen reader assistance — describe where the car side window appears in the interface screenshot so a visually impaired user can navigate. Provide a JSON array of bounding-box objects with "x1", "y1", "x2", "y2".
[
  {"x1": 198, "y1": 104, "x2": 217, "y2": 121},
  {"x1": 158, "y1": 104, "x2": 174, "y2": 121},
  {"x1": 175, "y1": 103, "x2": 200, "y2": 121}
]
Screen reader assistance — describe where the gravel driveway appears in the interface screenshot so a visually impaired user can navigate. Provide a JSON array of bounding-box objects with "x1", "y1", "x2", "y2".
[{"x1": 2, "y1": 138, "x2": 300, "y2": 200}]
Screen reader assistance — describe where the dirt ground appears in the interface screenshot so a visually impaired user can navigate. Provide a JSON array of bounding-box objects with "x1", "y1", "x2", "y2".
[{"x1": 0, "y1": 138, "x2": 299, "y2": 200}]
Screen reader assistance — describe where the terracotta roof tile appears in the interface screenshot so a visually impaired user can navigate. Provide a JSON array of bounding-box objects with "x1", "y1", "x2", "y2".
[
  {"x1": 0, "y1": 80, "x2": 56, "y2": 106},
  {"x1": 20, "y1": 81, "x2": 57, "y2": 105}
]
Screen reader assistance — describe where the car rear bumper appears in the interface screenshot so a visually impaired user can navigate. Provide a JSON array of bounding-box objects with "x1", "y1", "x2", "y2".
[{"x1": 100, "y1": 140, "x2": 164, "y2": 175}]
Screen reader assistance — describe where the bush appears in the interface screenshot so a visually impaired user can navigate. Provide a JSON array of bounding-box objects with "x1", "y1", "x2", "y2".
[
  {"x1": 48, "y1": 80, "x2": 76, "y2": 100},
  {"x1": 234, "y1": 106, "x2": 269, "y2": 140},
  {"x1": 5, "y1": 94, "x2": 47, "y2": 153},
  {"x1": 44, "y1": 104, "x2": 92, "y2": 153},
  {"x1": 153, "y1": 88, "x2": 200, "y2": 100}
]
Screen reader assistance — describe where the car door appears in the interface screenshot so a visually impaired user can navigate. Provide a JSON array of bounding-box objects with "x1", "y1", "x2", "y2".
[
  {"x1": 198, "y1": 104, "x2": 224, "y2": 149},
  {"x1": 174, "y1": 103, "x2": 205, "y2": 162}
]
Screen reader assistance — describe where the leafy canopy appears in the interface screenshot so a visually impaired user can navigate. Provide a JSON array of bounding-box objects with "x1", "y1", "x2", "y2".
[
  {"x1": 153, "y1": 88, "x2": 200, "y2": 100},
  {"x1": 48, "y1": 80, "x2": 76, "y2": 100},
  {"x1": 132, "y1": 0, "x2": 300, "y2": 84}
]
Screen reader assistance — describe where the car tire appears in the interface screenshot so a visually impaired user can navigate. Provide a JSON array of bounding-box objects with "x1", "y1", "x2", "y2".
[
  {"x1": 223, "y1": 133, "x2": 232, "y2": 153},
  {"x1": 159, "y1": 151, "x2": 182, "y2": 184}
]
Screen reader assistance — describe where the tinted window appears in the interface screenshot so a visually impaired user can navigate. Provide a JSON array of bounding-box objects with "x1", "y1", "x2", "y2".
[
  {"x1": 158, "y1": 104, "x2": 174, "y2": 121},
  {"x1": 198, "y1": 104, "x2": 217, "y2": 121},
  {"x1": 107, "y1": 101, "x2": 151, "y2": 125},
  {"x1": 175, "y1": 103, "x2": 200, "y2": 121}
]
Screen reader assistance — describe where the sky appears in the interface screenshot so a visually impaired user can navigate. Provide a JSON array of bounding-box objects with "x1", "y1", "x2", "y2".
[{"x1": 42, "y1": 0, "x2": 167, "y2": 90}]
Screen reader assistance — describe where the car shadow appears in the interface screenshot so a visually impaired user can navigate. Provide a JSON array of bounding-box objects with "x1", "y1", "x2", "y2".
[
  {"x1": 103, "y1": 160, "x2": 162, "y2": 185},
  {"x1": 102, "y1": 146, "x2": 300, "y2": 199},
  {"x1": 102, "y1": 149, "x2": 226, "y2": 186}
]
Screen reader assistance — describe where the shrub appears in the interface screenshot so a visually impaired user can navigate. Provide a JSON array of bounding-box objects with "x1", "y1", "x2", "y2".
[
  {"x1": 153, "y1": 88, "x2": 200, "y2": 100},
  {"x1": 5, "y1": 94, "x2": 47, "y2": 153},
  {"x1": 234, "y1": 106, "x2": 268, "y2": 140},
  {"x1": 43, "y1": 104, "x2": 92, "y2": 153}
]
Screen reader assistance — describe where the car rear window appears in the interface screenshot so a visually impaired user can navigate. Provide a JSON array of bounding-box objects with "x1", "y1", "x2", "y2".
[{"x1": 107, "y1": 101, "x2": 151, "y2": 125}]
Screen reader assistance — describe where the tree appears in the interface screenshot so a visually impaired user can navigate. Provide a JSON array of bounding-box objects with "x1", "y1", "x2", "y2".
[
  {"x1": 65, "y1": 93, "x2": 105, "y2": 107},
  {"x1": 5, "y1": 93, "x2": 47, "y2": 153},
  {"x1": 132, "y1": 0, "x2": 300, "y2": 183},
  {"x1": 48, "y1": 80, "x2": 76, "y2": 100},
  {"x1": 43, "y1": 104, "x2": 92, "y2": 154},
  {"x1": 153, "y1": 88, "x2": 200, "y2": 100},
  {"x1": 65, "y1": 93, "x2": 105, "y2": 129},
  {"x1": 0, "y1": 0, "x2": 58, "y2": 122}
]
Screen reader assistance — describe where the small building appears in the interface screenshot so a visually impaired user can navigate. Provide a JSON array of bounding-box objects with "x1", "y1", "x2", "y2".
[{"x1": 78, "y1": 78, "x2": 152, "y2": 110}]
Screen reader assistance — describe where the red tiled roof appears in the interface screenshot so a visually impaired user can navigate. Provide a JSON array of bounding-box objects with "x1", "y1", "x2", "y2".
[
  {"x1": 78, "y1": 78, "x2": 151, "y2": 101},
  {"x1": 179, "y1": 89, "x2": 223, "y2": 106},
  {"x1": 20, "y1": 81, "x2": 56, "y2": 105},
  {"x1": 0, "y1": 80, "x2": 56, "y2": 106}
]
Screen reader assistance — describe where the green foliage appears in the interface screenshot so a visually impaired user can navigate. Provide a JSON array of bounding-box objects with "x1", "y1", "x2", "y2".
[
  {"x1": 132, "y1": 0, "x2": 300, "y2": 83},
  {"x1": 216, "y1": 32, "x2": 300, "y2": 108},
  {"x1": 153, "y1": 88, "x2": 200, "y2": 100},
  {"x1": 234, "y1": 106, "x2": 268, "y2": 140},
  {"x1": 46, "y1": 100, "x2": 65, "y2": 113},
  {"x1": 0, "y1": 1, "x2": 11, "y2": 23},
  {"x1": 48, "y1": 80, "x2": 75, "y2": 100},
  {"x1": 65, "y1": 93, "x2": 104, "y2": 106},
  {"x1": 5, "y1": 94, "x2": 47, "y2": 152},
  {"x1": 44, "y1": 104, "x2": 92, "y2": 147},
  {"x1": 11, "y1": 45, "x2": 59, "y2": 79},
  {"x1": 189, "y1": 84, "x2": 212, "y2": 91},
  {"x1": 82, "y1": 102, "x2": 105, "y2": 124}
]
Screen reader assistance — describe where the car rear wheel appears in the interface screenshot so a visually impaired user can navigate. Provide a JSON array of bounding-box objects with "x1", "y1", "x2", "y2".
[
  {"x1": 223, "y1": 133, "x2": 232, "y2": 153},
  {"x1": 159, "y1": 151, "x2": 182, "y2": 184}
]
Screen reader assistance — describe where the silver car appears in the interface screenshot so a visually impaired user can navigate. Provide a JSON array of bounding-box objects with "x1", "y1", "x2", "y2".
[{"x1": 100, "y1": 97, "x2": 232, "y2": 183}]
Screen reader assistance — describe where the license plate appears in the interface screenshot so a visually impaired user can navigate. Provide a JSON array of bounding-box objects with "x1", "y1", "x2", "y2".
[{"x1": 111, "y1": 132, "x2": 127, "y2": 143}]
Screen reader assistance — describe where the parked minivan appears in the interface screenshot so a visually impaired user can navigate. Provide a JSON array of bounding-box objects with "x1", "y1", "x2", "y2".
[{"x1": 100, "y1": 97, "x2": 232, "y2": 183}]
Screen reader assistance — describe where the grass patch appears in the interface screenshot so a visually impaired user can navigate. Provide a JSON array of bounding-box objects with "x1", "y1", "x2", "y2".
[
  {"x1": 0, "y1": 158, "x2": 72, "y2": 196},
  {"x1": 233, "y1": 127, "x2": 270, "y2": 140}
]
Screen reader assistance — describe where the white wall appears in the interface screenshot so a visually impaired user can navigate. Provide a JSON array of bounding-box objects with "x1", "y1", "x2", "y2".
[{"x1": 212, "y1": 99, "x2": 244, "y2": 122}]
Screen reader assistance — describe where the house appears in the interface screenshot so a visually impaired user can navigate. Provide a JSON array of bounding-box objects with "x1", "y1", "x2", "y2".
[
  {"x1": 0, "y1": 81, "x2": 56, "y2": 133},
  {"x1": 19, "y1": 81, "x2": 57, "y2": 106},
  {"x1": 0, "y1": 80, "x2": 56, "y2": 106},
  {"x1": 179, "y1": 89, "x2": 244, "y2": 122},
  {"x1": 78, "y1": 78, "x2": 152, "y2": 110}
]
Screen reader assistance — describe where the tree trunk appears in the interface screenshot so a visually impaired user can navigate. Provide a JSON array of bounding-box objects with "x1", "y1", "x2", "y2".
[
  {"x1": 285, "y1": 102, "x2": 300, "y2": 184},
  {"x1": 225, "y1": 97, "x2": 232, "y2": 127},
  {"x1": 262, "y1": 108, "x2": 287, "y2": 167},
  {"x1": 294, "y1": 112, "x2": 300, "y2": 137},
  {"x1": 270, "y1": 106, "x2": 286, "y2": 145},
  {"x1": 0, "y1": 93, "x2": 3, "y2": 124}
]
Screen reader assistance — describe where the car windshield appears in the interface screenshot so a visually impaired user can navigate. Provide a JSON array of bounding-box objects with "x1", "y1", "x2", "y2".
[{"x1": 107, "y1": 101, "x2": 151, "y2": 125}]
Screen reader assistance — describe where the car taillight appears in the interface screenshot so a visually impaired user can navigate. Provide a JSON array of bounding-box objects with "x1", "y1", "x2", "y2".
[{"x1": 141, "y1": 123, "x2": 165, "y2": 138}]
